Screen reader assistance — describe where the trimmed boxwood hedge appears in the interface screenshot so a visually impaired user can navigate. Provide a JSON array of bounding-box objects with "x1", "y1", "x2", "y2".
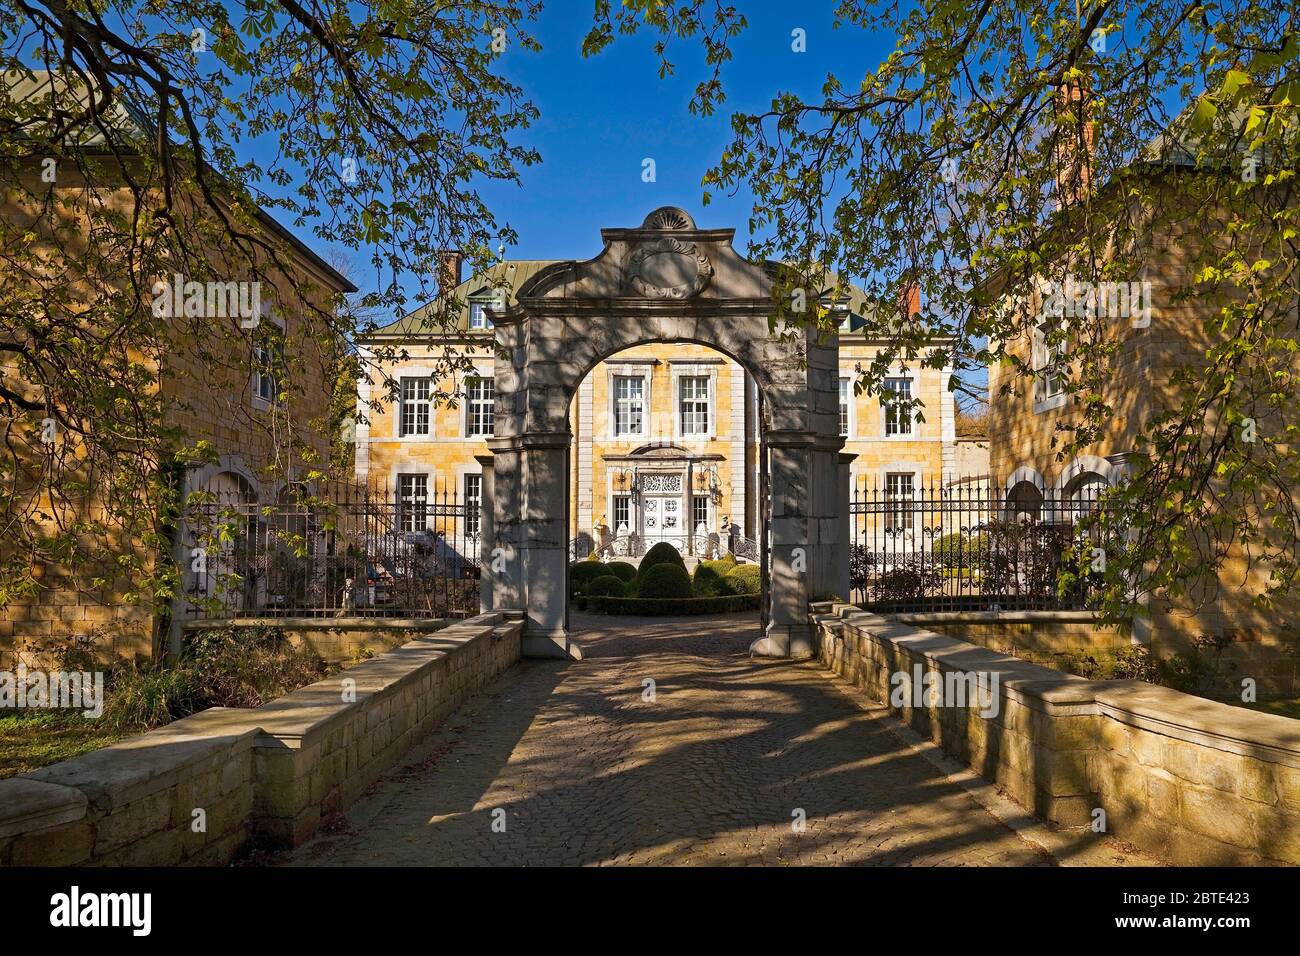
[
  {"x1": 692, "y1": 562, "x2": 727, "y2": 597},
  {"x1": 637, "y1": 541, "x2": 686, "y2": 580},
  {"x1": 586, "y1": 574, "x2": 627, "y2": 597},
  {"x1": 604, "y1": 561, "x2": 638, "y2": 582},
  {"x1": 569, "y1": 560, "x2": 609, "y2": 595},
  {"x1": 638, "y1": 562, "x2": 693, "y2": 598},
  {"x1": 721, "y1": 564, "x2": 761, "y2": 595},
  {"x1": 581, "y1": 593, "x2": 762, "y2": 616}
]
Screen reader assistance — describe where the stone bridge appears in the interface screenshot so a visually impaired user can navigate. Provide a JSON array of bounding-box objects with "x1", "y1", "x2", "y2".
[
  {"x1": 280, "y1": 612, "x2": 1149, "y2": 867},
  {"x1": 5, "y1": 608, "x2": 1299, "y2": 867}
]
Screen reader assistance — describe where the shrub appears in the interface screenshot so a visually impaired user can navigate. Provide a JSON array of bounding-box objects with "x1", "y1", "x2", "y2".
[
  {"x1": 869, "y1": 559, "x2": 942, "y2": 604},
  {"x1": 1057, "y1": 646, "x2": 1159, "y2": 683},
  {"x1": 932, "y1": 532, "x2": 968, "y2": 567},
  {"x1": 586, "y1": 575, "x2": 627, "y2": 598},
  {"x1": 638, "y1": 562, "x2": 693, "y2": 599},
  {"x1": 179, "y1": 625, "x2": 330, "y2": 711},
  {"x1": 103, "y1": 625, "x2": 330, "y2": 731},
  {"x1": 102, "y1": 663, "x2": 204, "y2": 731},
  {"x1": 849, "y1": 543, "x2": 874, "y2": 595},
  {"x1": 693, "y1": 562, "x2": 727, "y2": 597},
  {"x1": 638, "y1": 541, "x2": 686, "y2": 579},
  {"x1": 604, "y1": 561, "x2": 637, "y2": 583},
  {"x1": 584, "y1": 593, "x2": 762, "y2": 616},
  {"x1": 721, "y1": 564, "x2": 761, "y2": 595},
  {"x1": 569, "y1": 560, "x2": 610, "y2": 595}
]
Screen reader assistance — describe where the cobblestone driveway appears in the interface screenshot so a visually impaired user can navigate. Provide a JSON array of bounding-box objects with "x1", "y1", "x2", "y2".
[{"x1": 286, "y1": 613, "x2": 1065, "y2": 866}]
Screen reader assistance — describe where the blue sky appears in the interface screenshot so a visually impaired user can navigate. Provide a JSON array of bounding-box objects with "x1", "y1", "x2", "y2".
[{"x1": 469, "y1": 4, "x2": 892, "y2": 264}]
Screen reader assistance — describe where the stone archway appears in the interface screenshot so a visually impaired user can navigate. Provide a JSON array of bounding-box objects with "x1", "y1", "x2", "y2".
[{"x1": 478, "y1": 207, "x2": 847, "y2": 660}]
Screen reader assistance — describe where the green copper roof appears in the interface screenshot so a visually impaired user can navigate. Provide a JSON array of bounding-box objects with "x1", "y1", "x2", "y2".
[{"x1": 370, "y1": 260, "x2": 562, "y2": 336}]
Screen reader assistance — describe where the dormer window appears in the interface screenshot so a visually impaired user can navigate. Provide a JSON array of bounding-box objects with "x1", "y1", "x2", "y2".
[{"x1": 468, "y1": 300, "x2": 493, "y2": 330}]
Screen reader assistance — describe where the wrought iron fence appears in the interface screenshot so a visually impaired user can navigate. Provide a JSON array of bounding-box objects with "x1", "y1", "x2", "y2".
[
  {"x1": 181, "y1": 478, "x2": 481, "y2": 619},
  {"x1": 568, "y1": 530, "x2": 754, "y2": 563},
  {"x1": 849, "y1": 476, "x2": 1107, "y2": 612}
]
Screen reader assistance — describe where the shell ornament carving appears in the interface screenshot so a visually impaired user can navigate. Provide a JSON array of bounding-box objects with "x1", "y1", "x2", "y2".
[
  {"x1": 642, "y1": 207, "x2": 694, "y2": 231},
  {"x1": 627, "y1": 237, "x2": 715, "y2": 299}
]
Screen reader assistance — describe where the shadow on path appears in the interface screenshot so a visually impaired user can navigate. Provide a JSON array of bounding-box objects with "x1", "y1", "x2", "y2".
[{"x1": 284, "y1": 612, "x2": 1060, "y2": 866}]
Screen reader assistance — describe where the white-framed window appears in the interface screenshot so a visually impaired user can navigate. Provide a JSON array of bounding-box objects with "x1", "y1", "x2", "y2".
[
  {"x1": 691, "y1": 494, "x2": 710, "y2": 532},
  {"x1": 465, "y1": 376, "x2": 494, "y2": 437},
  {"x1": 613, "y1": 375, "x2": 645, "y2": 437},
  {"x1": 397, "y1": 473, "x2": 428, "y2": 532},
  {"x1": 468, "y1": 300, "x2": 493, "y2": 330},
  {"x1": 399, "y1": 376, "x2": 432, "y2": 437},
  {"x1": 883, "y1": 377, "x2": 914, "y2": 436},
  {"x1": 1034, "y1": 323, "x2": 1066, "y2": 402},
  {"x1": 679, "y1": 375, "x2": 709, "y2": 436},
  {"x1": 252, "y1": 324, "x2": 285, "y2": 407},
  {"x1": 884, "y1": 472, "x2": 915, "y2": 532},
  {"x1": 253, "y1": 347, "x2": 278, "y2": 404},
  {"x1": 839, "y1": 377, "x2": 851, "y2": 437},
  {"x1": 613, "y1": 495, "x2": 631, "y2": 533},
  {"x1": 464, "y1": 472, "x2": 482, "y2": 537}
]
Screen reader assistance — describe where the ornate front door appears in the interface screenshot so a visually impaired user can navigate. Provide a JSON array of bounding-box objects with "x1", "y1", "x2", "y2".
[{"x1": 639, "y1": 472, "x2": 685, "y2": 550}]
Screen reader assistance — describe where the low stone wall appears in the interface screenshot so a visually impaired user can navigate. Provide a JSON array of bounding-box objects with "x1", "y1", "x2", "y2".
[
  {"x1": 813, "y1": 603, "x2": 1300, "y2": 865},
  {"x1": 182, "y1": 616, "x2": 455, "y2": 664},
  {"x1": 899, "y1": 611, "x2": 1124, "y2": 657},
  {"x1": 0, "y1": 612, "x2": 521, "y2": 866},
  {"x1": 0, "y1": 710, "x2": 256, "y2": 866}
]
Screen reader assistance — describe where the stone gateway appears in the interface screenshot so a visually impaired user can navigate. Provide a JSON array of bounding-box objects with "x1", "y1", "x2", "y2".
[{"x1": 479, "y1": 207, "x2": 849, "y2": 659}]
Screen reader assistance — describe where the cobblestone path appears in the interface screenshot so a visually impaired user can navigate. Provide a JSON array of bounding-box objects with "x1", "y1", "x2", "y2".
[{"x1": 285, "y1": 613, "x2": 1067, "y2": 866}]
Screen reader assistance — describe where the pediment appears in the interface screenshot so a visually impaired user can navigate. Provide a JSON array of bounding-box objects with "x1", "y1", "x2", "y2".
[
  {"x1": 515, "y1": 207, "x2": 773, "y2": 303},
  {"x1": 630, "y1": 443, "x2": 692, "y2": 458}
]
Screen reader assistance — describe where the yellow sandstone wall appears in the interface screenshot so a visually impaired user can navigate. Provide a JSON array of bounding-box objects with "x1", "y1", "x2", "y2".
[
  {"x1": 984, "y1": 181, "x2": 1300, "y2": 666},
  {"x1": 0, "y1": 165, "x2": 344, "y2": 665},
  {"x1": 840, "y1": 341, "x2": 950, "y2": 488}
]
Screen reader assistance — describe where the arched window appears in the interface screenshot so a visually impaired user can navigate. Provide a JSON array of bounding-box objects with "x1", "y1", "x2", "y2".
[
  {"x1": 1064, "y1": 471, "x2": 1108, "y2": 513},
  {"x1": 1007, "y1": 480, "x2": 1045, "y2": 523}
]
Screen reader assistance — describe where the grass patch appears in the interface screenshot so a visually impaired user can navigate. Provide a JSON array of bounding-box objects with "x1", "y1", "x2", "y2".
[
  {"x1": 1238, "y1": 698, "x2": 1300, "y2": 720},
  {"x1": 0, "y1": 710, "x2": 129, "y2": 780},
  {"x1": 3, "y1": 624, "x2": 335, "y2": 778}
]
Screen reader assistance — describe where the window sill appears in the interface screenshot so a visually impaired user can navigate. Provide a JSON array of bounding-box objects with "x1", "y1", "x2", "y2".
[{"x1": 1033, "y1": 393, "x2": 1067, "y2": 415}]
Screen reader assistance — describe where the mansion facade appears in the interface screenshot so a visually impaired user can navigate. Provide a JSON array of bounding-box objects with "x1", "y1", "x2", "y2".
[{"x1": 356, "y1": 257, "x2": 972, "y2": 555}]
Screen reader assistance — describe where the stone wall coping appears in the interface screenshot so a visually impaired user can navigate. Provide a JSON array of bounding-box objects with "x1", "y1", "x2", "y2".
[
  {"x1": 183, "y1": 616, "x2": 453, "y2": 632},
  {"x1": 237, "y1": 616, "x2": 506, "y2": 749},
  {"x1": 836, "y1": 608, "x2": 1097, "y2": 708},
  {"x1": 896, "y1": 610, "x2": 1101, "y2": 624},
  {"x1": 1095, "y1": 681, "x2": 1300, "y2": 769},
  {"x1": 824, "y1": 603, "x2": 1300, "y2": 766},
  {"x1": 0, "y1": 778, "x2": 87, "y2": 839},
  {"x1": 22, "y1": 707, "x2": 259, "y2": 811}
]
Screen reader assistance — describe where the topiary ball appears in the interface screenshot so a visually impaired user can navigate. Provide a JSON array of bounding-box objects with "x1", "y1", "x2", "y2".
[
  {"x1": 569, "y1": 561, "x2": 610, "y2": 595},
  {"x1": 604, "y1": 561, "x2": 637, "y2": 583},
  {"x1": 586, "y1": 575, "x2": 626, "y2": 598},
  {"x1": 638, "y1": 541, "x2": 686, "y2": 578},
  {"x1": 692, "y1": 562, "x2": 726, "y2": 597},
  {"x1": 638, "y1": 562, "x2": 693, "y2": 599},
  {"x1": 721, "y1": 564, "x2": 761, "y2": 595}
]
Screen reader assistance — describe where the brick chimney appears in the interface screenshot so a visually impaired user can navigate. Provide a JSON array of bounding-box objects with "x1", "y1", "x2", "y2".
[
  {"x1": 1053, "y1": 80, "x2": 1096, "y2": 206},
  {"x1": 437, "y1": 250, "x2": 464, "y2": 295},
  {"x1": 898, "y1": 279, "x2": 921, "y2": 322}
]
